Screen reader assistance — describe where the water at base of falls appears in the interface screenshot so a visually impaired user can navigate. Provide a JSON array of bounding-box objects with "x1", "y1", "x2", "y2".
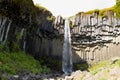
[{"x1": 62, "y1": 19, "x2": 73, "y2": 74}]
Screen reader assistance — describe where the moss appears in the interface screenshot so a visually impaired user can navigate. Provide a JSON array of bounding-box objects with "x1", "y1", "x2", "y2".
[
  {"x1": 84, "y1": 9, "x2": 99, "y2": 14},
  {"x1": 76, "y1": 6, "x2": 114, "y2": 17},
  {"x1": 46, "y1": 16, "x2": 55, "y2": 21},
  {"x1": 88, "y1": 60, "x2": 110, "y2": 71},
  {"x1": 74, "y1": 62, "x2": 89, "y2": 71},
  {"x1": 35, "y1": 4, "x2": 49, "y2": 11},
  {"x1": 88, "y1": 59, "x2": 120, "y2": 76},
  {"x1": 0, "y1": 44, "x2": 3, "y2": 51},
  {"x1": 90, "y1": 68, "x2": 102, "y2": 75},
  {"x1": 70, "y1": 20, "x2": 74, "y2": 28},
  {"x1": 0, "y1": 0, "x2": 36, "y2": 28},
  {"x1": 115, "y1": 0, "x2": 120, "y2": 18},
  {"x1": 99, "y1": 7, "x2": 114, "y2": 17},
  {"x1": 39, "y1": 56, "x2": 62, "y2": 71},
  {"x1": 0, "y1": 52, "x2": 50, "y2": 75}
]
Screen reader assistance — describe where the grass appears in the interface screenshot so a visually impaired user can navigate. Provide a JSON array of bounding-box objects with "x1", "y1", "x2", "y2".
[
  {"x1": 84, "y1": 9, "x2": 99, "y2": 14},
  {"x1": 88, "y1": 59, "x2": 120, "y2": 75},
  {"x1": 77, "y1": 6, "x2": 114, "y2": 17},
  {"x1": 0, "y1": 51, "x2": 50, "y2": 75},
  {"x1": 73, "y1": 58, "x2": 120, "y2": 80},
  {"x1": 88, "y1": 60, "x2": 110, "y2": 71},
  {"x1": 88, "y1": 60, "x2": 110, "y2": 75}
]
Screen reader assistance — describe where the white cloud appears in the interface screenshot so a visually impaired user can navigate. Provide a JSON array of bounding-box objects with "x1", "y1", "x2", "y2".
[{"x1": 33, "y1": 0, "x2": 116, "y2": 17}]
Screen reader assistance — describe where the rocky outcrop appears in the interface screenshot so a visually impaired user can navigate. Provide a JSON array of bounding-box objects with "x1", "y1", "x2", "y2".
[
  {"x1": 70, "y1": 10, "x2": 120, "y2": 63},
  {"x1": 0, "y1": 0, "x2": 63, "y2": 59},
  {"x1": 54, "y1": 10, "x2": 120, "y2": 64},
  {"x1": 1, "y1": 0, "x2": 120, "y2": 64},
  {"x1": 61, "y1": 66, "x2": 120, "y2": 80},
  {"x1": 0, "y1": 16, "x2": 12, "y2": 45}
]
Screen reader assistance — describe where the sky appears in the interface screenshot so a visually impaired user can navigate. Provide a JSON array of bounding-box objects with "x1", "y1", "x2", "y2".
[{"x1": 33, "y1": 0, "x2": 116, "y2": 17}]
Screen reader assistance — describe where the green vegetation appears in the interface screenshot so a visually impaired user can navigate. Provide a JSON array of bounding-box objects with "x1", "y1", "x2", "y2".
[
  {"x1": 74, "y1": 62, "x2": 89, "y2": 71},
  {"x1": 115, "y1": 0, "x2": 120, "y2": 18},
  {"x1": 0, "y1": 0, "x2": 54, "y2": 76},
  {"x1": 35, "y1": 4, "x2": 49, "y2": 11},
  {"x1": 88, "y1": 60, "x2": 110, "y2": 75},
  {"x1": 77, "y1": 6, "x2": 114, "y2": 17},
  {"x1": 0, "y1": 0, "x2": 36, "y2": 28},
  {"x1": 88, "y1": 59, "x2": 120, "y2": 75},
  {"x1": 39, "y1": 57, "x2": 62, "y2": 71},
  {"x1": 0, "y1": 0, "x2": 53, "y2": 28},
  {"x1": 46, "y1": 16, "x2": 55, "y2": 21},
  {"x1": 99, "y1": 7, "x2": 114, "y2": 17},
  {"x1": 76, "y1": 0, "x2": 120, "y2": 18},
  {"x1": 84, "y1": 9, "x2": 99, "y2": 14},
  {"x1": 0, "y1": 0, "x2": 35, "y2": 17},
  {"x1": 0, "y1": 51, "x2": 50, "y2": 75},
  {"x1": 99, "y1": 78, "x2": 107, "y2": 80},
  {"x1": 70, "y1": 20, "x2": 74, "y2": 28},
  {"x1": 88, "y1": 60, "x2": 110, "y2": 72}
]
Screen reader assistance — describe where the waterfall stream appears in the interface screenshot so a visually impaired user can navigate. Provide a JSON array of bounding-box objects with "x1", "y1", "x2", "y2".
[{"x1": 62, "y1": 19, "x2": 73, "y2": 74}]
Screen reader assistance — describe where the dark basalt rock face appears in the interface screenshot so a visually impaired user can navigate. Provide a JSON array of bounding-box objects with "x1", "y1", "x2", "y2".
[
  {"x1": 1, "y1": 0, "x2": 120, "y2": 64},
  {"x1": 0, "y1": 0, "x2": 62, "y2": 59}
]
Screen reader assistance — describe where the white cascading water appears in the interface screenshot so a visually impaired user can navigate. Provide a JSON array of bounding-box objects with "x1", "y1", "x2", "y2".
[{"x1": 62, "y1": 19, "x2": 73, "y2": 74}]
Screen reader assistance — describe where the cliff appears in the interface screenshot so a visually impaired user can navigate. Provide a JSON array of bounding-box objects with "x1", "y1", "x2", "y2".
[
  {"x1": 70, "y1": 9, "x2": 120, "y2": 63},
  {"x1": 54, "y1": 8, "x2": 120, "y2": 63},
  {"x1": 0, "y1": 0, "x2": 61, "y2": 59},
  {"x1": 1, "y1": 0, "x2": 120, "y2": 64}
]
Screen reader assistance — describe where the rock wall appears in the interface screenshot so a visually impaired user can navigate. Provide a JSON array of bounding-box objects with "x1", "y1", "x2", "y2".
[
  {"x1": 0, "y1": 0, "x2": 63, "y2": 59},
  {"x1": 70, "y1": 11, "x2": 120, "y2": 64},
  {"x1": 0, "y1": 16, "x2": 12, "y2": 45},
  {"x1": 1, "y1": 0, "x2": 120, "y2": 64},
  {"x1": 55, "y1": 10, "x2": 120, "y2": 64}
]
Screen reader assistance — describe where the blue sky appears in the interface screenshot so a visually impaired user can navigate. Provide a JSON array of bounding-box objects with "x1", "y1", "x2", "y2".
[{"x1": 33, "y1": 0, "x2": 116, "y2": 17}]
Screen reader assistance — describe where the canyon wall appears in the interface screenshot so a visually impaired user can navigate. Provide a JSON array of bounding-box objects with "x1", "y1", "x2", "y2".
[
  {"x1": 1, "y1": 0, "x2": 120, "y2": 64},
  {"x1": 70, "y1": 10, "x2": 120, "y2": 63},
  {"x1": 0, "y1": 0, "x2": 63, "y2": 59},
  {"x1": 55, "y1": 10, "x2": 120, "y2": 64}
]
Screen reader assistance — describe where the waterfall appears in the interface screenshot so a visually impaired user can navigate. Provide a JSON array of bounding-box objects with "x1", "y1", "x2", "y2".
[{"x1": 62, "y1": 19, "x2": 73, "y2": 74}]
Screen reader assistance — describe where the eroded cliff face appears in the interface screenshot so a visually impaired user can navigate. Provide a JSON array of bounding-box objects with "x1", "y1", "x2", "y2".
[
  {"x1": 0, "y1": 0, "x2": 63, "y2": 59},
  {"x1": 70, "y1": 10, "x2": 120, "y2": 63},
  {"x1": 54, "y1": 10, "x2": 120, "y2": 64},
  {"x1": 1, "y1": 0, "x2": 120, "y2": 64}
]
